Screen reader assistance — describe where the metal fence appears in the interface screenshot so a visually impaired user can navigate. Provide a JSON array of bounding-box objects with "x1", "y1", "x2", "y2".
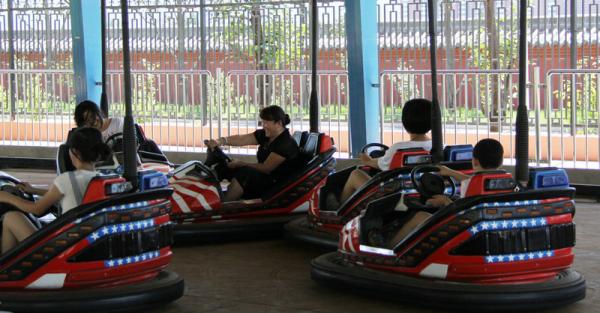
[{"x1": 0, "y1": 0, "x2": 598, "y2": 167}]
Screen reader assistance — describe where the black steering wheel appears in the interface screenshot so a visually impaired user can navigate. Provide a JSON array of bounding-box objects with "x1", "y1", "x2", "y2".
[
  {"x1": 204, "y1": 140, "x2": 232, "y2": 167},
  {"x1": 360, "y1": 143, "x2": 389, "y2": 159},
  {"x1": 410, "y1": 165, "x2": 457, "y2": 200},
  {"x1": 1, "y1": 185, "x2": 34, "y2": 202}
]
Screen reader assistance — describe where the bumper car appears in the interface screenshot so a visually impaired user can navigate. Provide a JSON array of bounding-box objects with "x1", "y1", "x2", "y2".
[
  {"x1": 0, "y1": 170, "x2": 184, "y2": 312},
  {"x1": 169, "y1": 131, "x2": 336, "y2": 240},
  {"x1": 285, "y1": 144, "x2": 473, "y2": 249},
  {"x1": 57, "y1": 124, "x2": 174, "y2": 175},
  {"x1": 311, "y1": 167, "x2": 586, "y2": 312}
]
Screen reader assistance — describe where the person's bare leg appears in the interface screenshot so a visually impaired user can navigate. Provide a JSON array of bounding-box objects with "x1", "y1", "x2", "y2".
[
  {"x1": 223, "y1": 178, "x2": 244, "y2": 202},
  {"x1": 2, "y1": 211, "x2": 37, "y2": 253},
  {"x1": 387, "y1": 211, "x2": 432, "y2": 248},
  {"x1": 340, "y1": 169, "x2": 371, "y2": 204}
]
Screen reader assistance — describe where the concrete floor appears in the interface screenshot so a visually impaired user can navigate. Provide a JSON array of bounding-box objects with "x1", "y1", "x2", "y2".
[{"x1": 2, "y1": 169, "x2": 598, "y2": 313}]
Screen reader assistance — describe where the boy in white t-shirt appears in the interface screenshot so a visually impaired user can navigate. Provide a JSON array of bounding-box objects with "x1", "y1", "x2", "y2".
[
  {"x1": 0, "y1": 128, "x2": 110, "y2": 253},
  {"x1": 386, "y1": 138, "x2": 505, "y2": 248},
  {"x1": 337, "y1": 99, "x2": 433, "y2": 205}
]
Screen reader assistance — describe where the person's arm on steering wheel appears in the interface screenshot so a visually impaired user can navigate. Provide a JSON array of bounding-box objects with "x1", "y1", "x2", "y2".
[
  {"x1": 17, "y1": 182, "x2": 47, "y2": 196},
  {"x1": 438, "y1": 165, "x2": 470, "y2": 181},
  {"x1": 0, "y1": 186, "x2": 63, "y2": 216},
  {"x1": 206, "y1": 133, "x2": 258, "y2": 149},
  {"x1": 227, "y1": 152, "x2": 286, "y2": 174}
]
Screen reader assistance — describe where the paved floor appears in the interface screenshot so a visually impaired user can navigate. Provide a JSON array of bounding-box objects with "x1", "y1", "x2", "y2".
[{"x1": 2, "y1": 169, "x2": 598, "y2": 313}]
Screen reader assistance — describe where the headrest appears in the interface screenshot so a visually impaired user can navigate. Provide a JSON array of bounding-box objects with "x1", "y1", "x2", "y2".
[
  {"x1": 528, "y1": 167, "x2": 569, "y2": 189},
  {"x1": 300, "y1": 133, "x2": 319, "y2": 157},
  {"x1": 318, "y1": 134, "x2": 334, "y2": 154},
  {"x1": 82, "y1": 175, "x2": 130, "y2": 204},
  {"x1": 464, "y1": 171, "x2": 516, "y2": 197},
  {"x1": 444, "y1": 145, "x2": 473, "y2": 162},
  {"x1": 389, "y1": 148, "x2": 431, "y2": 170}
]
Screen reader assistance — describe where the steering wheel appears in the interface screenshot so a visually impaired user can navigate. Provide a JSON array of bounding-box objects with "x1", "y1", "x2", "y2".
[
  {"x1": 360, "y1": 143, "x2": 389, "y2": 159},
  {"x1": 1, "y1": 185, "x2": 34, "y2": 202},
  {"x1": 105, "y1": 132, "x2": 125, "y2": 152},
  {"x1": 410, "y1": 165, "x2": 456, "y2": 200},
  {"x1": 204, "y1": 140, "x2": 232, "y2": 167}
]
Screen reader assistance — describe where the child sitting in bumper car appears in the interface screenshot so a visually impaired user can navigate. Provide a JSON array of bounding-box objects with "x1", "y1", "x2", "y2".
[
  {"x1": 0, "y1": 127, "x2": 110, "y2": 253},
  {"x1": 386, "y1": 138, "x2": 505, "y2": 248}
]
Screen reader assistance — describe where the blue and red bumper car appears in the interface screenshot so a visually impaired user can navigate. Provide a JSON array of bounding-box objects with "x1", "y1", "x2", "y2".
[
  {"x1": 311, "y1": 169, "x2": 586, "y2": 312},
  {"x1": 0, "y1": 171, "x2": 183, "y2": 312}
]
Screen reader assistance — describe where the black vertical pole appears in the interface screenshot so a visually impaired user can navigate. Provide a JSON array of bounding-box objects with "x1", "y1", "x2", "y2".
[
  {"x1": 515, "y1": 0, "x2": 529, "y2": 184},
  {"x1": 309, "y1": 0, "x2": 319, "y2": 133},
  {"x1": 428, "y1": 0, "x2": 443, "y2": 163},
  {"x1": 100, "y1": 0, "x2": 108, "y2": 116},
  {"x1": 120, "y1": 0, "x2": 138, "y2": 189}
]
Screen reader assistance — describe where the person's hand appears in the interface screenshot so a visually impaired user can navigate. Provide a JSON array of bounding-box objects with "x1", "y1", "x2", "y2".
[
  {"x1": 16, "y1": 182, "x2": 35, "y2": 194},
  {"x1": 226, "y1": 159, "x2": 243, "y2": 169},
  {"x1": 438, "y1": 165, "x2": 452, "y2": 177},
  {"x1": 204, "y1": 139, "x2": 219, "y2": 150},
  {"x1": 359, "y1": 153, "x2": 372, "y2": 165},
  {"x1": 426, "y1": 195, "x2": 452, "y2": 208}
]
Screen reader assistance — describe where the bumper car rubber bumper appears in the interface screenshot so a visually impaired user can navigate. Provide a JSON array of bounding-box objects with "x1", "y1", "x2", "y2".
[
  {"x1": 311, "y1": 252, "x2": 586, "y2": 312},
  {"x1": 0, "y1": 270, "x2": 184, "y2": 313}
]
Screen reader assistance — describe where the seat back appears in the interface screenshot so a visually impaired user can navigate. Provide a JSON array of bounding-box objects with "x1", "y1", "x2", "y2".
[
  {"x1": 389, "y1": 148, "x2": 431, "y2": 170},
  {"x1": 528, "y1": 167, "x2": 569, "y2": 189},
  {"x1": 464, "y1": 170, "x2": 516, "y2": 197},
  {"x1": 444, "y1": 144, "x2": 473, "y2": 162},
  {"x1": 82, "y1": 175, "x2": 130, "y2": 204},
  {"x1": 56, "y1": 144, "x2": 76, "y2": 174}
]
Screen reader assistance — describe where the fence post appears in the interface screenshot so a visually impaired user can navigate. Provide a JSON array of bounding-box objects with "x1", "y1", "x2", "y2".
[
  {"x1": 533, "y1": 66, "x2": 541, "y2": 165},
  {"x1": 7, "y1": 0, "x2": 15, "y2": 120}
]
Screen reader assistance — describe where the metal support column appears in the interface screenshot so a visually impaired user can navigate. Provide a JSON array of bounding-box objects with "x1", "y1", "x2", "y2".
[
  {"x1": 345, "y1": 0, "x2": 380, "y2": 157},
  {"x1": 70, "y1": 0, "x2": 103, "y2": 106}
]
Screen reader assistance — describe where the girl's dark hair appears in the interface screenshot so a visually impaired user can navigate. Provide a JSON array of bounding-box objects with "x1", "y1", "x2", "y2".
[
  {"x1": 259, "y1": 105, "x2": 291, "y2": 126},
  {"x1": 74, "y1": 100, "x2": 104, "y2": 127},
  {"x1": 67, "y1": 127, "x2": 111, "y2": 163}
]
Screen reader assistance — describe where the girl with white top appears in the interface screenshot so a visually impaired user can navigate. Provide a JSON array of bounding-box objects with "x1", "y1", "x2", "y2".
[
  {"x1": 0, "y1": 127, "x2": 110, "y2": 253},
  {"x1": 74, "y1": 100, "x2": 124, "y2": 142}
]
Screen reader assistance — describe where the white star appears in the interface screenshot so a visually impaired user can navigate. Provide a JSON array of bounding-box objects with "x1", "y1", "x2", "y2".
[
  {"x1": 134, "y1": 256, "x2": 140, "y2": 262},
  {"x1": 528, "y1": 253, "x2": 535, "y2": 259},
  {"x1": 91, "y1": 232, "x2": 100, "y2": 240},
  {"x1": 108, "y1": 260, "x2": 115, "y2": 267},
  {"x1": 501, "y1": 221, "x2": 509, "y2": 228},
  {"x1": 540, "y1": 219, "x2": 547, "y2": 226},
  {"x1": 102, "y1": 227, "x2": 109, "y2": 235},
  {"x1": 111, "y1": 225, "x2": 118, "y2": 233},
  {"x1": 537, "y1": 252, "x2": 545, "y2": 258},
  {"x1": 497, "y1": 256, "x2": 506, "y2": 262},
  {"x1": 136, "y1": 222, "x2": 142, "y2": 229},
  {"x1": 546, "y1": 251, "x2": 553, "y2": 257},
  {"x1": 518, "y1": 254, "x2": 526, "y2": 261},
  {"x1": 493, "y1": 202, "x2": 500, "y2": 207},
  {"x1": 486, "y1": 256, "x2": 495, "y2": 263},
  {"x1": 511, "y1": 220, "x2": 519, "y2": 228},
  {"x1": 530, "y1": 219, "x2": 537, "y2": 227},
  {"x1": 521, "y1": 220, "x2": 529, "y2": 227},
  {"x1": 128, "y1": 224, "x2": 135, "y2": 231},
  {"x1": 149, "y1": 220, "x2": 155, "y2": 226},
  {"x1": 117, "y1": 259, "x2": 123, "y2": 265},
  {"x1": 481, "y1": 222, "x2": 490, "y2": 230},
  {"x1": 126, "y1": 257, "x2": 132, "y2": 264},
  {"x1": 155, "y1": 251, "x2": 160, "y2": 257},
  {"x1": 470, "y1": 226, "x2": 479, "y2": 234},
  {"x1": 120, "y1": 224, "x2": 127, "y2": 231},
  {"x1": 508, "y1": 254, "x2": 515, "y2": 261},
  {"x1": 490, "y1": 221, "x2": 498, "y2": 229},
  {"x1": 141, "y1": 254, "x2": 147, "y2": 261}
]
